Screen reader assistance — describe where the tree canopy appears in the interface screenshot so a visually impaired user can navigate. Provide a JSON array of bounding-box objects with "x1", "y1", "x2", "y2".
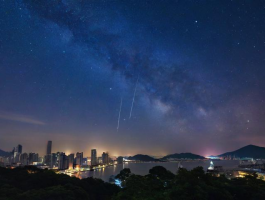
[
  {"x1": 1, "y1": 165, "x2": 265, "y2": 200},
  {"x1": 114, "y1": 166, "x2": 265, "y2": 200},
  {"x1": 0, "y1": 166, "x2": 119, "y2": 200}
]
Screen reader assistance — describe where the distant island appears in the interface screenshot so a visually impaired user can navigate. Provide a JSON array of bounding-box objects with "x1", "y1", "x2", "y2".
[
  {"x1": 126, "y1": 153, "x2": 205, "y2": 162},
  {"x1": 126, "y1": 145, "x2": 265, "y2": 161},
  {"x1": 162, "y1": 153, "x2": 205, "y2": 160},
  {"x1": 218, "y1": 144, "x2": 265, "y2": 159},
  {"x1": 127, "y1": 154, "x2": 159, "y2": 162},
  {"x1": 124, "y1": 145, "x2": 265, "y2": 161}
]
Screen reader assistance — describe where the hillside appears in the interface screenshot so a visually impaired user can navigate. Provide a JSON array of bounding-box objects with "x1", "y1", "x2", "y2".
[
  {"x1": 162, "y1": 153, "x2": 205, "y2": 160},
  {"x1": 127, "y1": 154, "x2": 158, "y2": 162},
  {"x1": 218, "y1": 144, "x2": 265, "y2": 159},
  {"x1": 0, "y1": 149, "x2": 11, "y2": 157}
]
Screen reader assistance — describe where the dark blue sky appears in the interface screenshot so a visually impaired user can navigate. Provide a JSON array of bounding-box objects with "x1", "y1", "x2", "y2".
[{"x1": 1, "y1": 0, "x2": 265, "y2": 156}]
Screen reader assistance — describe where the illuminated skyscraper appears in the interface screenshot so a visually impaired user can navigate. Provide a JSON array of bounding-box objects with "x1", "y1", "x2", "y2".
[
  {"x1": 51, "y1": 153, "x2": 58, "y2": 168},
  {"x1": 68, "y1": 154, "x2": 74, "y2": 169},
  {"x1": 46, "y1": 141, "x2": 52, "y2": 155},
  {"x1": 102, "y1": 152, "x2": 109, "y2": 164},
  {"x1": 28, "y1": 153, "x2": 38, "y2": 165},
  {"x1": 64, "y1": 155, "x2": 69, "y2": 169},
  {"x1": 58, "y1": 152, "x2": 65, "y2": 170},
  {"x1": 13, "y1": 144, "x2": 22, "y2": 163},
  {"x1": 45, "y1": 141, "x2": 52, "y2": 167},
  {"x1": 58, "y1": 152, "x2": 71, "y2": 170},
  {"x1": 76, "y1": 152, "x2": 83, "y2": 166},
  {"x1": 91, "y1": 149, "x2": 97, "y2": 165}
]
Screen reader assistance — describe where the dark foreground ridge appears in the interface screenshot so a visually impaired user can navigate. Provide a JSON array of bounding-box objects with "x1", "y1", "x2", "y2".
[
  {"x1": 1, "y1": 166, "x2": 265, "y2": 200},
  {"x1": 0, "y1": 166, "x2": 119, "y2": 200}
]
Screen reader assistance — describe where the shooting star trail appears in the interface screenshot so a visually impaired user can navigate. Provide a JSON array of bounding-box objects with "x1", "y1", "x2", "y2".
[
  {"x1": 117, "y1": 97, "x2": 123, "y2": 132},
  {"x1": 129, "y1": 76, "x2": 139, "y2": 119}
]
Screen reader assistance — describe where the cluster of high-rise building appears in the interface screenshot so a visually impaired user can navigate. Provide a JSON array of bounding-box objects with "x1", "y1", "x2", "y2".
[
  {"x1": 0, "y1": 141, "x2": 114, "y2": 170},
  {"x1": 0, "y1": 144, "x2": 40, "y2": 166}
]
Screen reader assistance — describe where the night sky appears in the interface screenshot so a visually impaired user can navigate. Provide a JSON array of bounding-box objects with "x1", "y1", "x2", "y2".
[{"x1": 1, "y1": 0, "x2": 265, "y2": 157}]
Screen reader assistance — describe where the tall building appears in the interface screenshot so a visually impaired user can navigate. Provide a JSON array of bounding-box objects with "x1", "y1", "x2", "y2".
[
  {"x1": 20, "y1": 153, "x2": 28, "y2": 165},
  {"x1": 45, "y1": 155, "x2": 52, "y2": 167},
  {"x1": 58, "y1": 152, "x2": 70, "y2": 170},
  {"x1": 13, "y1": 151, "x2": 19, "y2": 163},
  {"x1": 16, "y1": 144, "x2": 22, "y2": 154},
  {"x1": 102, "y1": 152, "x2": 109, "y2": 164},
  {"x1": 76, "y1": 152, "x2": 83, "y2": 166},
  {"x1": 64, "y1": 156, "x2": 69, "y2": 169},
  {"x1": 46, "y1": 141, "x2": 52, "y2": 155},
  {"x1": 13, "y1": 144, "x2": 22, "y2": 163},
  {"x1": 45, "y1": 141, "x2": 52, "y2": 167},
  {"x1": 28, "y1": 153, "x2": 38, "y2": 165},
  {"x1": 33, "y1": 153, "x2": 39, "y2": 164},
  {"x1": 68, "y1": 154, "x2": 74, "y2": 169},
  {"x1": 51, "y1": 153, "x2": 58, "y2": 168},
  {"x1": 98, "y1": 157, "x2": 102, "y2": 164},
  {"x1": 58, "y1": 152, "x2": 65, "y2": 170},
  {"x1": 91, "y1": 149, "x2": 97, "y2": 165}
]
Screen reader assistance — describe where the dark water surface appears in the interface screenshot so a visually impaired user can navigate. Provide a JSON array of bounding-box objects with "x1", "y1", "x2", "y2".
[{"x1": 77, "y1": 160, "x2": 240, "y2": 182}]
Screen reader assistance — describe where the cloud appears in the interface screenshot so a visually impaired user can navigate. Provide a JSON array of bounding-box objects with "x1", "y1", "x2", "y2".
[
  {"x1": 0, "y1": 111, "x2": 45, "y2": 125},
  {"x1": 154, "y1": 99, "x2": 171, "y2": 114}
]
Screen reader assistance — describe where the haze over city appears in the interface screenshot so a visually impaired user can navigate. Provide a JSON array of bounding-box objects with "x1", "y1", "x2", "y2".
[{"x1": 1, "y1": 1, "x2": 265, "y2": 157}]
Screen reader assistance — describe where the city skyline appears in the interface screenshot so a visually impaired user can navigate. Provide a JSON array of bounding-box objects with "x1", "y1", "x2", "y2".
[
  {"x1": 0, "y1": 140, "x2": 117, "y2": 171},
  {"x1": 1, "y1": 1, "x2": 265, "y2": 156},
  {"x1": 1, "y1": 141, "x2": 261, "y2": 158}
]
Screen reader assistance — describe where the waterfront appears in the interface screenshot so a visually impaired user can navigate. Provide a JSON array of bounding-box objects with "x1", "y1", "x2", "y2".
[{"x1": 74, "y1": 160, "x2": 240, "y2": 181}]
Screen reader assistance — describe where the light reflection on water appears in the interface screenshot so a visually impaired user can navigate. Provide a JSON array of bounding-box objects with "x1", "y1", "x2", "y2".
[{"x1": 75, "y1": 160, "x2": 240, "y2": 182}]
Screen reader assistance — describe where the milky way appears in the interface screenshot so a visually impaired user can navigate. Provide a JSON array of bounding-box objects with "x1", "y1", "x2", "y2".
[{"x1": 0, "y1": 1, "x2": 265, "y2": 156}]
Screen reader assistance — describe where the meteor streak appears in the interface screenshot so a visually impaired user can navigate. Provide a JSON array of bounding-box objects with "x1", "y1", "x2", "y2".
[
  {"x1": 129, "y1": 76, "x2": 139, "y2": 119},
  {"x1": 117, "y1": 97, "x2": 123, "y2": 132}
]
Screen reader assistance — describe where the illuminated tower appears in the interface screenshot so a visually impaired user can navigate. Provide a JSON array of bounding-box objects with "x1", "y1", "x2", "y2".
[
  {"x1": 46, "y1": 141, "x2": 52, "y2": 155},
  {"x1": 76, "y1": 152, "x2": 83, "y2": 166},
  {"x1": 14, "y1": 144, "x2": 22, "y2": 163},
  {"x1": 68, "y1": 154, "x2": 74, "y2": 169},
  {"x1": 58, "y1": 152, "x2": 65, "y2": 170},
  {"x1": 45, "y1": 141, "x2": 52, "y2": 167},
  {"x1": 91, "y1": 149, "x2": 97, "y2": 165},
  {"x1": 102, "y1": 152, "x2": 109, "y2": 164}
]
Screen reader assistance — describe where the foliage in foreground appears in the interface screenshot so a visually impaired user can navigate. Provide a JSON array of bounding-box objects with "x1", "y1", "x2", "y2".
[
  {"x1": 113, "y1": 166, "x2": 265, "y2": 200},
  {"x1": 1, "y1": 165, "x2": 265, "y2": 200},
  {"x1": 0, "y1": 166, "x2": 119, "y2": 200}
]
